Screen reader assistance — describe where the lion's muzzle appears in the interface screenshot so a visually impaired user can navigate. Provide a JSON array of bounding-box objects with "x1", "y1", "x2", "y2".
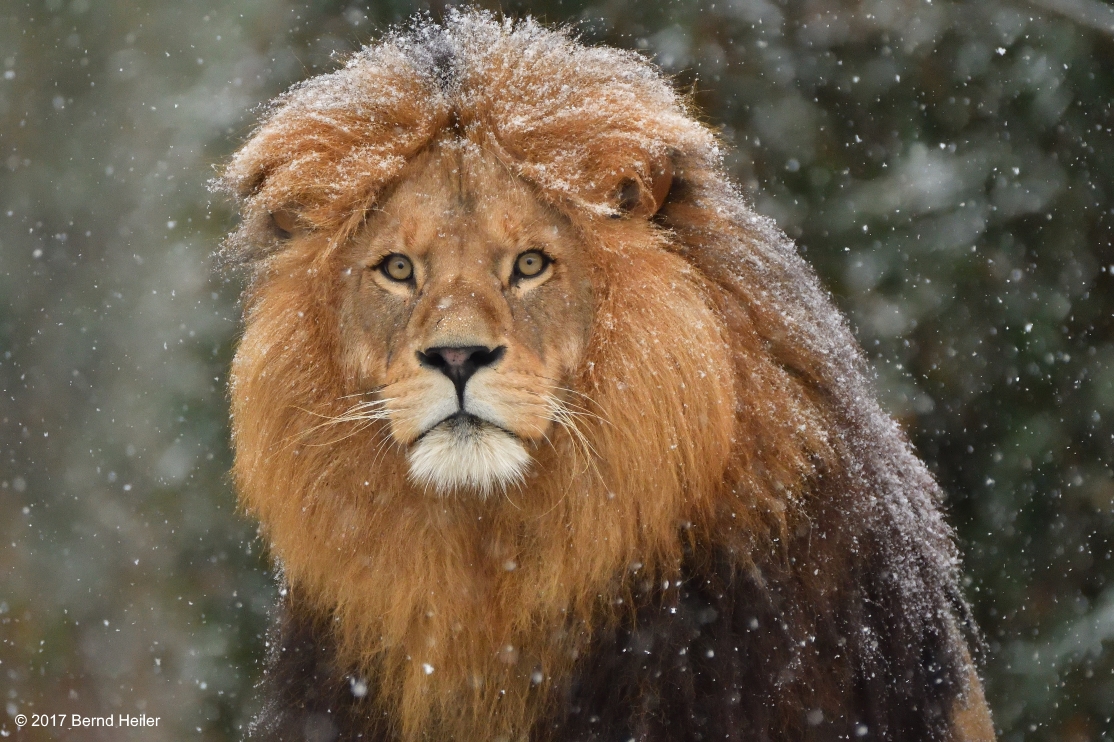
[
  {"x1": 416, "y1": 344, "x2": 507, "y2": 404},
  {"x1": 404, "y1": 344, "x2": 531, "y2": 495}
]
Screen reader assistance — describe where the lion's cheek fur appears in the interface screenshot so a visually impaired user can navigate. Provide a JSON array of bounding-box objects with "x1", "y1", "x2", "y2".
[{"x1": 582, "y1": 238, "x2": 738, "y2": 531}]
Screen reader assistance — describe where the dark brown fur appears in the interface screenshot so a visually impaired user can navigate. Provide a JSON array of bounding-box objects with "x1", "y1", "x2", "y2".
[{"x1": 254, "y1": 537, "x2": 976, "y2": 741}]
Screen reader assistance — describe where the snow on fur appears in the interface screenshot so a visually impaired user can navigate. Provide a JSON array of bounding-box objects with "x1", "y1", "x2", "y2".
[{"x1": 215, "y1": 9, "x2": 984, "y2": 741}]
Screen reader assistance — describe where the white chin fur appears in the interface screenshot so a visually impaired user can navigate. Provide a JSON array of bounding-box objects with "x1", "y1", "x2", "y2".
[{"x1": 407, "y1": 418, "x2": 530, "y2": 496}]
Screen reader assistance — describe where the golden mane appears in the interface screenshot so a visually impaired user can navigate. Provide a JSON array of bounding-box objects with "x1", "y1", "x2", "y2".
[{"x1": 216, "y1": 10, "x2": 988, "y2": 742}]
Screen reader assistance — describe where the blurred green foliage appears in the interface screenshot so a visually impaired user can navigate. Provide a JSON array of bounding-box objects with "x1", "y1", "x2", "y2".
[{"x1": 2, "y1": 0, "x2": 1113, "y2": 739}]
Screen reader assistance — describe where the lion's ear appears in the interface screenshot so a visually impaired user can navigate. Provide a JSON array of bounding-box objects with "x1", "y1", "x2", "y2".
[
  {"x1": 270, "y1": 208, "x2": 303, "y2": 239},
  {"x1": 648, "y1": 157, "x2": 675, "y2": 215},
  {"x1": 615, "y1": 157, "x2": 674, "y2": 218}
]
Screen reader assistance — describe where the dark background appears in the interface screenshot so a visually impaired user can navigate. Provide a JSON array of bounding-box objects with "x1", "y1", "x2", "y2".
[{"x1": 2, "y1": 0, "x2": 1113, "y2": 739}]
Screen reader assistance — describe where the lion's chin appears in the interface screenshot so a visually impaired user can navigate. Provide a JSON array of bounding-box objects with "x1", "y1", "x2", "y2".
[{"x1": 406, "y1": 416, "x2": 530, "y2": 496}]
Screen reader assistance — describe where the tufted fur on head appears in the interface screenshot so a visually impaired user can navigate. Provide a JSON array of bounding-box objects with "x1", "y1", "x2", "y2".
[{"x1": 215, "y1": 9, "x2": 992, "y2": 742}]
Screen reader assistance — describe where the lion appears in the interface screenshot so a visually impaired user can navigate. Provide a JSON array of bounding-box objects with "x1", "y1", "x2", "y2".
[{"x1": 214, "y1": 10, "x2": 995, "y2": 742}]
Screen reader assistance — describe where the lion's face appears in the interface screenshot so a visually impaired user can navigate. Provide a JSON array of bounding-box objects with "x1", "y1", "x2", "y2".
[{"x1": 333, "y1": 144, "x2": 594, "y2": 494}]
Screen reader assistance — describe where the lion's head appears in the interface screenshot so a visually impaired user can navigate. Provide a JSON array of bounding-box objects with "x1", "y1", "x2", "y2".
[
  {"x1": 216, "y1": 11, "x2": 968, "y2": 741},
  {"x1": 331, "y1": 143, "x2": 601, "y2": 494}
]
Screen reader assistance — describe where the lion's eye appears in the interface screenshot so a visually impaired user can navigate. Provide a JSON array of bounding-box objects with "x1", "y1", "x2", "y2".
[
  {"x1": 380, "y1": 254, "x2": 414, "y2": 282},
  {"x1": 514, "y1": 250, "x2": 550, "y2": 279}
]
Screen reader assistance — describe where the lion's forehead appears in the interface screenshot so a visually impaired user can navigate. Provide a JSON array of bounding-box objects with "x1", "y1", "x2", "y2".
[
  {"x1": 355, "y1": 149, "x2": 578, "y2": 279},
  {"x1": 378, "y1": 149, "x2": 562, "y2": 245}
]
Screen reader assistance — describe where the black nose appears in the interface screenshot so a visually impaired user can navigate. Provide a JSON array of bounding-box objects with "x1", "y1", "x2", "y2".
[{"x1": 417, "y1": 345, "x2": 506, "y2": 403}]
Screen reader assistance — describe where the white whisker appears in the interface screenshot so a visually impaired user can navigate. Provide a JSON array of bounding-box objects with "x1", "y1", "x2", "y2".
[{"x1": 275, "y1": 396, "x2": 396, "y2": 455}]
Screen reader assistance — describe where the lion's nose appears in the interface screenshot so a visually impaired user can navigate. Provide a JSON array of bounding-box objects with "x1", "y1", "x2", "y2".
[{"x1": 417, "y1": 345, "x2": 506, "y2": 402}]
